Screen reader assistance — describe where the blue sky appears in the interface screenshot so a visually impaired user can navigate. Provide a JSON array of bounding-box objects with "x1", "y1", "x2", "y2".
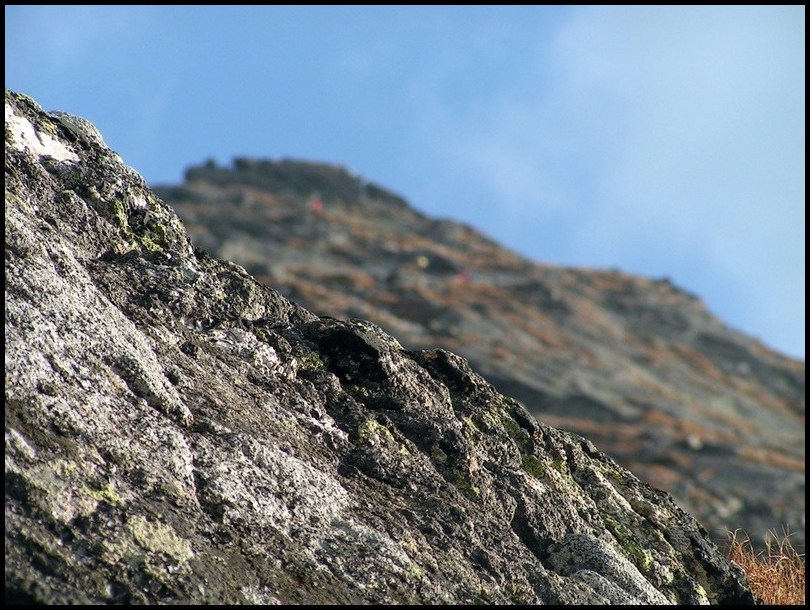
[{"x1": 6, "y1": 6, "x2": 805, "y2": 359}]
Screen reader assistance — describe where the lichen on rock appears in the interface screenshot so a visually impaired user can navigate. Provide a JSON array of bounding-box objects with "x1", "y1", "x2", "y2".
[{"x1": 5, "y1": 89, "x2": 755, "y2": 604}]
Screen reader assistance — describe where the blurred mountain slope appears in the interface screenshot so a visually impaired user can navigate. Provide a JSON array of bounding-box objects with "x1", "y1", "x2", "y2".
[{"x1": 156, "y1": 158, "x2": 805, "y2": 549}]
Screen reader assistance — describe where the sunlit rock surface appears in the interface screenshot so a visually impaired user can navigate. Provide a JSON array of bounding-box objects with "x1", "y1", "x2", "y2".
[{"x1": 6, "y1": 90, "x2": 755, "y2": 604}]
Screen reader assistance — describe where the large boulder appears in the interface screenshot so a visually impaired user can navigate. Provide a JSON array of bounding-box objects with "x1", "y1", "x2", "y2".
[{"x1": 5, "y1": 90, "x2": 754, "y2": 604}]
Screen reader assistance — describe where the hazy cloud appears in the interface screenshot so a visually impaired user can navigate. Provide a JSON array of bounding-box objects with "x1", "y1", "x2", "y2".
[{"x1": 428, "y1": 6, "x2": 805, "y2": 356}]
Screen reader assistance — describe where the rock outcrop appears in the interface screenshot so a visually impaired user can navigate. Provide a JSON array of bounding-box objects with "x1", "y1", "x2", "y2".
[
  {"x1": 5, "y1": 90, "x2": 755, "y2": 604},
  {"x1": 155, "y1": 158, "x2": 806, "y2": 553}
]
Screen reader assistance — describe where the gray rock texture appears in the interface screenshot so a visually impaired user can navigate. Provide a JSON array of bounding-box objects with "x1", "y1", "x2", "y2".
[
  {"x1": 155, "y1": 157, "x2": 805, "y2": 553},
  {"x1": 5, "y1": 90, "x2": 755, "y2": 604}
]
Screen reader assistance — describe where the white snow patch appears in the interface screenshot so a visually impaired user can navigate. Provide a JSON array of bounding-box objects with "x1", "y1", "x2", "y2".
[{"x1": 5, "y1": 102, "x2": 79, "y2": 163}]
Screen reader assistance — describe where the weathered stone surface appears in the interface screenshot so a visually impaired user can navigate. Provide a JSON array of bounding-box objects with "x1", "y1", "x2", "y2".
[
  {"x1": 5, "y1": 90, "x2": 754, "y2": 604},
  {"x1": 156, "y1": 157, "x2": 805, "y2": 553}
]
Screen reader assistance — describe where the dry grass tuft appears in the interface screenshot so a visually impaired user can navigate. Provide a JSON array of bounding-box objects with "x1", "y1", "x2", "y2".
[{"x1": 727, "y1": 529, "x2": 805, "y2": 605}]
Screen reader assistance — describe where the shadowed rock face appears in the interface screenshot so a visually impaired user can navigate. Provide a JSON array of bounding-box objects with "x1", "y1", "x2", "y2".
[
  {"x1": 154, "y1": 157, "x2": 805, "y2": 554},
  {"x1": 5, "y1": 90, "x2": 755, "y2": 604}
]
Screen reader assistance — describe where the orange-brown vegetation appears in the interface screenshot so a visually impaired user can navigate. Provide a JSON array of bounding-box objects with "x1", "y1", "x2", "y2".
[
  {"x1": 672, "y1": 344, "x2": 727, "y2": 383},
  {"x1": 737, "y1": 447, "x2": 806, "y2": 473},
  {"x1": 728, "y1": 530, "x2": 805, "y2": 605}
]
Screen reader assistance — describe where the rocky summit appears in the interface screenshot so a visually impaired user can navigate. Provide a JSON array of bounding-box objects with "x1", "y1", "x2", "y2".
[
  {"x1": 4, "y1": 91, "x2": 759, "y2": 604},
  {"x1": 154, "y1": 159, "x2": 805, "y2": 555}
]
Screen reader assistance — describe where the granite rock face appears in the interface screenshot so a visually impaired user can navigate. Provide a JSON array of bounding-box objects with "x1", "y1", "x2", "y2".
[
  {"x1": 155, "y1": 158, "x2": 805, "y2": 553},
  {"x1": 5, "y1": 90, "x2": 755, "y2": 604}
]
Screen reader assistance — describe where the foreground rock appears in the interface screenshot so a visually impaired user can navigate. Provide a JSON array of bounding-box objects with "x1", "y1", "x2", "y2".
[
  {"x1": 5, "y1": 90, "x2": 754, "y2": 604},
  {"x1": 156, "y1": 158, "x2": 805, "y2": 552}
]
